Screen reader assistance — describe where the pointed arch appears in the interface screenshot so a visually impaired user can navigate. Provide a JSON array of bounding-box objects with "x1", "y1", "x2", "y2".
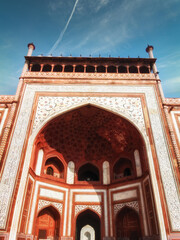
[
  {"x1": 78, "y1": 163, "x2": 100, "y2": 181},
  {"x1": 116, "y1": 206, "x2": 142, "y2": 239},
  {"x1": 76, "y1": 209, "x2": 101, "y2": 240},
  {"x1": 19, "y1": 102, "x2": 166, "y2": 238},
  {"x1": 35, "y1": 206, "x2": 60, "y2": 239}
]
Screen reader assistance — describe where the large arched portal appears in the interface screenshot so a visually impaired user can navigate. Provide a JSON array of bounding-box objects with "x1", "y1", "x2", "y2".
[
  {"x1": 76, "y1": 210, "x2": 101, "y2": 240},
  {"x1": 30, "y1": 105, "x2": 160, "y2": 239},
  {"x1": 35, "y1": 206, "x2": 60, "y2": 240}
]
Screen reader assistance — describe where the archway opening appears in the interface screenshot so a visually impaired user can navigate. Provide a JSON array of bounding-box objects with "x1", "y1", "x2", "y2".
[
  {"x1": 107, "y1": 65, "x2": 116, "y2": 73},
  {"x1": 140, "y1": 66, "x2": 149, "y2": 73},
  {"x1": 113, "y1": 158, "x2": 133, "y2": 180},
  {"x1": 86, "y1": 65, "x2": 95, "y2": 73},
  {"x1": 116, "y1": 207, "x2": 141, "y2": 240},
  {"x1": 76, "y1": 210, "x2": 100, "y2": 240},
  {"x1": 44, "y1": 156, "x2": 64, "y2": 179},
  {"x1": 42, "y1": 64, "x2": 52, "y2": 72},
  {"x1": 31, "y1": 64, "x2": 41, "y2": 72},
  {"x1": 53, "y1": 65, "x2": 62, "y2": 72},
  {"x1": 129, "y1": 66, "x2": 138, "y2": 73},
  {"x1": 97, "y1": 65, "x2": 106, "y2": 73},
  {"x1": 36, "y1": 206, "x2": 60, "y2": 240},
  {"x1": 118, "y1": 66, "x2": 127, "y2": 73},
  {"x1": 75, "y1": 65, "x2": 84, "y2": 72},
  {"x1": 78, "y1": 163, "x2": 99, "y2": 181}
]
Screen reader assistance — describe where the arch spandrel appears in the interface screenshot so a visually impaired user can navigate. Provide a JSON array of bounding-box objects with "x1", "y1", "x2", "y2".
[
  {"x1": 37, "y1": 199, "x2": 63, "y2": 216},
  {"x1": 33, "y1": 104, "x2": 147, "y2": 168},
  {"x1": 32, "y1": 97, "x2": 146, "y2": 139}
]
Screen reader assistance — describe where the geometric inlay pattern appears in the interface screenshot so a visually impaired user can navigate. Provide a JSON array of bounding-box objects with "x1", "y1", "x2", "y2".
[
  {"x1": 75, "y1": 205, "x2": 102, "y2": 216},
  {"x1": 33, "y1": 96, "x2": 145, "y2": 134},
  {"x1": 114, "y1": 201, "x2": 139, "y2": 216},
  {"x1": 38, "y1": 199, "x2": 63, "y2": 215}
]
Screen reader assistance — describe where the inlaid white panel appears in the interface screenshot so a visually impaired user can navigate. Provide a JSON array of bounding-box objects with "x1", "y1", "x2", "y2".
[
  {"x1": 75, "y1": 194, "x2": 102, "y2": 203},
  {"x1": 113, "y1": 189, "x2": 137, "y2": 201},
  {"x1": 40, "y1": 188, "x2": 63, "y2": 201}
]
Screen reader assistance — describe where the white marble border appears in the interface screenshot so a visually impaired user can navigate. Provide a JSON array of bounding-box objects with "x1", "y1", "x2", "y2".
[
  {"x1": 171, "y1": 111, "x2": 180, "y2": 145},
  {"x1": 0, "y1": 84, "x2": 178, "y2": 239}
]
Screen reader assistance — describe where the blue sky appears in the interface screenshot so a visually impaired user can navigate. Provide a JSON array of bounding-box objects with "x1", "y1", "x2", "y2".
[{"x1": 0, "y1": 0, "x2": 180, "y2": 97}]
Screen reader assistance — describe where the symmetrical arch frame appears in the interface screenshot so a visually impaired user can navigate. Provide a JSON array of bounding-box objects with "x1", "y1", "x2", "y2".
[{"x1": 9, "y1": 99, "x2": 167, "y2": 239}]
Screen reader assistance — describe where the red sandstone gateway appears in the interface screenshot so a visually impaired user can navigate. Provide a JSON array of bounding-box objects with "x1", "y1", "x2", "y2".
[{"x1": 0, "y1": 44, "x2": 180, "y2": 240}]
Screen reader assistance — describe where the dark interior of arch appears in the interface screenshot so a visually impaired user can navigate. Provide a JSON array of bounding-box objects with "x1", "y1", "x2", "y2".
[
  {"x1": 78, "y1": 163, "x2": 99, "y2": 181},
  {"x1": 45, "y1": 157, "x2": 64, "y2": 172},
  {"x1": 31, "y1": 64, "x2": 41, "y2": 72},
  {"x1": 38, "y1": 105, "x2": 147, "y2": 172},
  {"x1": 113, "y1": 158, "x2": 133, "y2": 179},
  {"x1": 76, "y1": 210, "x2": 101, "y2": 240}
]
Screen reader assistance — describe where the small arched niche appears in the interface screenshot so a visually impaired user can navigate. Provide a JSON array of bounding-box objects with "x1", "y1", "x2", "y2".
[
  {"x1": 140, "y1": 66, "x2": 149, "y2": 73},
  {"x1": 81, "y1": 225, "x2": 95, "y2": 240},
  {"x1": 113, "y1": 158, "x2": 133, "y2": 180},
  {"x1": 86, "y1": 65, "x2": 95, "y2": 73},
  {"x1": 75, "y1": 65, "x2": 84, "y2": 72},
  {"x1": 44, "y1": 156, "x2": 64, "y2": 179},
  {"x1": 107, "y1": 65, "x2": 116, "y2": 73},
  {"x1": 42, "y1": 64, "x2": 52, "y2": 72},
  {"x1": 97, "y1": 65, "x2": 106, "y2": 73},
  {"x1": 129, "y1": 66, "x2": 138, "y2": 73},
  {"x1": 35, "y1": 206, "x2": 60, "y2": 240},
  {"x1": 78, "y1": 163, "x2": 99, "y2": 181},
  {"x1": 64, "y1": 65, "x2": 73, "y2": 72},
  {"x1": 118, "y1": 65, "x2": 127, "y2": 73},
  {"x1": 53, "y1": 65, "x2": 62, "y2": 72}
]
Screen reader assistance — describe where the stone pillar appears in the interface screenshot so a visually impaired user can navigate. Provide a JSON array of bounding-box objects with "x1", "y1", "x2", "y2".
[
  {"x1": 145, "y1": 45, "x2": 158, "y2": 77},
  {"x1": 21, "y1": 43, "x2": 35, "y2": 74},
  {"x1": 146, "y1": 45, "x2": 165, "y2": 101},
  {"x1": 27, "y1": 43, "x2": 35, "y2": 56}
]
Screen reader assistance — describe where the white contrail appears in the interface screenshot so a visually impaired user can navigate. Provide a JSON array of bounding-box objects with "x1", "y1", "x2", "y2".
[{"x1": 48, "y1": 0, "x2": 79, "y2": 54}]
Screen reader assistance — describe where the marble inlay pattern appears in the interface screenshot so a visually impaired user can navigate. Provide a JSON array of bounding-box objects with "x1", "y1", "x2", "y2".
[
  {"x1": 114, "y1": 201, "x2": 139, "y2": 216},
  {"x1": 33, "y1": 96, "x2": 145, "y2": 133},
  {"x1": 75, "y1": 205, "x2": 102, "y2": 216},
  {"x1": 38, "y1": 199, "x2": 63, "y2": 215}
]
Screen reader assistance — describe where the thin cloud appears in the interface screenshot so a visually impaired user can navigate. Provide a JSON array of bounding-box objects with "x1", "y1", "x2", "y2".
[
  {"x1": 162, "y1": 76, "x2": 180, "y2": 96},
  {"x1": 158, "y1": 51, "x2": 180, "y2": 69},
  {"x1": 48, "y1": 0, "x2": 79, "y2": 54}
]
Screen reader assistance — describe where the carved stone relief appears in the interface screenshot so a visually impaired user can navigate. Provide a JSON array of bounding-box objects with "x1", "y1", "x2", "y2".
[
  {"x1": 38, "y1": 199, "x2": 63, "y2": 215},
  {"x1": 23, "y1": 71, "x2": 155, "y2": 80},
  {"x1": 114, "y1": 201, "x2": 139, "y2": 216},
  {"x1": 33, "y1": 96, "x2": 145, "y2": 134},
  {"x1": 75, "y1": 205, "x2": 102, "y2": 216}
]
